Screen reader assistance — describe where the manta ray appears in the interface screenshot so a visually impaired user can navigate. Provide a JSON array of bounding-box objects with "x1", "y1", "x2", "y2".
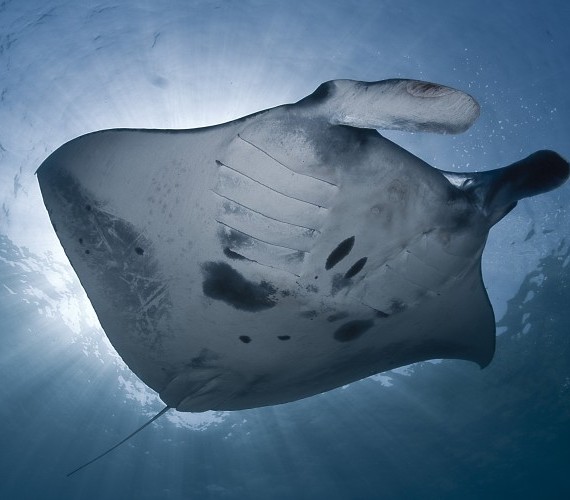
[{"x1": 37, "y1": 78, "x2": 568, "y2": 473}]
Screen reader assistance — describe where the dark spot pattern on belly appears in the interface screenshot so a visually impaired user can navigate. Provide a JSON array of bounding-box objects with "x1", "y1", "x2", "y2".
[{"x1": 325, "y1": 236, "x2": 355, "y2": 270}]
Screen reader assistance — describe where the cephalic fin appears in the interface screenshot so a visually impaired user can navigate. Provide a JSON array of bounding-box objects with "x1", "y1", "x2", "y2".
[{"x1": 296, "y1": 79, "x2": 480, "y2": 134}]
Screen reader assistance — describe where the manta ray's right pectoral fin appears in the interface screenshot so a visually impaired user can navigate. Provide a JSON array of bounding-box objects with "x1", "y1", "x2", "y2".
[{"x1": 442, "y1": 150, "x2": 570, "y2": 226}]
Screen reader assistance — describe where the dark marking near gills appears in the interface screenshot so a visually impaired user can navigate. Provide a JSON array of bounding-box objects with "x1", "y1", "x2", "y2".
[
  {"x1": 224, "y1": 247, "x2": 248, "y2": 261},
  {"x1": 325, "y1": 236, "x2": 355, "y2": 270},
  {"x1": 239, "y1": 336, "x2": 251, "y2": 343},
  {"x1": 218, "y1": 227, "x2": 250, "y2": 250},
  {"x1": 277, "y1": 335, "x2": 291, "y2": 341},
  {"x1": 202, "y1": 261, "x2": 277, "y2": 312},
  {"x1": 334, "y1": 319, "x2": 374, "y2": 342},
  {"x1": 344, "y1": 257, "x2": 367, "y2": 279}
]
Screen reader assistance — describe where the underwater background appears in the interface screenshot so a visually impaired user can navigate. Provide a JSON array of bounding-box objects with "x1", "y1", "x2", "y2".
[{"x1": 1, "y1": 1, "x2": 569, "y2": 498}]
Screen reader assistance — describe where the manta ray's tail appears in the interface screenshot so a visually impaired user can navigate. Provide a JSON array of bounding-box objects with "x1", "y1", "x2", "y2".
[{"x1": 67, "y1": 406, "x2": 171, "y2": 477}]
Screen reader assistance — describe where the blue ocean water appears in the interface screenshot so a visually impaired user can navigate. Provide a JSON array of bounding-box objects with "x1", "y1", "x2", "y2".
[{"x1": 1, "y1": 1, "x2": 569, "y2": 499}]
